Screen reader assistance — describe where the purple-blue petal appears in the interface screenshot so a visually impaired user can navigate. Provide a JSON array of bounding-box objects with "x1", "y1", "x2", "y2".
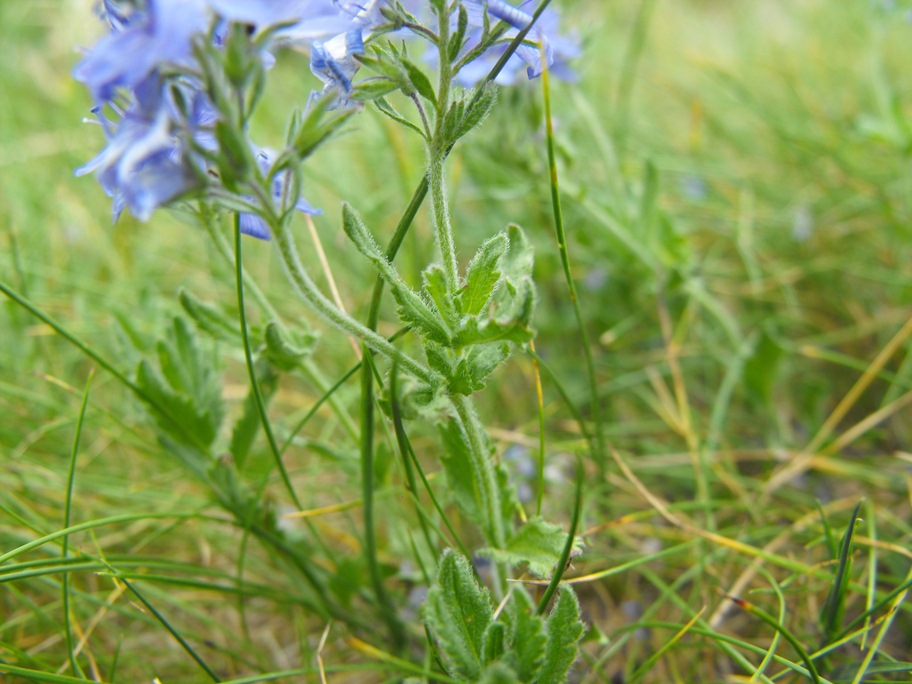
[{"x1": 239, "y1": 213, "x2": 271, "y2": 239}]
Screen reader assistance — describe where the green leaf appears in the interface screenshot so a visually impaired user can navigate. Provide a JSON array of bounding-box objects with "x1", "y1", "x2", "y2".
[
  {"x1": 135, "y1": 317, "x2": 223, "y2": 450},
  {"x1": 437, "y1": 420, "x2": 515, "y2": 544},
  {"x1": 381, "y1": 373, "x2": 450, "y2": 423},
  {"x1": 425, "y1": 341, "x2": 455, "y2": 379},
  {"x1": 820, "y1": 500, "x2": 863, "y2": 645},
  {"x1": 401, "y1": 58, "x2": 437, "y2": 106},
  {"x1": 538, "y1": 587, "x2": 584, "y2": 684},
  {"x1": 392, "y1": 290, "x2": 453, "y2": 347},
  {"x1": 442, "y1": 98, "x2": 467, "y2": 149},
  {"x1": 291, "y1": 95, "x2": 356, "y2": 160},
  {"x1": 483, "y1": 516, "x2": 582, "y2": 578},
  {"x1": 478, "y1": 663, "x2": 522, "y2": 684},
  {"x1": 215, "y1": 120, "x2": 254, "y2": 190},
  {"x1": 454, "y1": 310, "x2": 535, "y2": 348},
  {"x1": 449, "y1": 4, "x2": 469, "y2": 61},
  {"x1": 424, "y1": 551, "x2": 493, "y2": 681},
  {"x1": 424, "y1": 265, "x2": 458, "y2": 324},
  {"x1": 207, "y1": 452, "x2": 260, "y2": 523},
  {"x1": 504, "y1": 587, "x2": 546, "y2": 682},
  {"x1": 482, "y1": 621, "x2": 507, "y2": 666},
  {"x1": 228, "y1": 360, "x2": 279, "y2": 470},
  {"x1": 450, "y1": 343, "x2": 510, "y2": 395},
  {"x1": 373, "y1": 97, "x2": 428, "y2": 138},
  {"x1": 262, "y1": 322, "x2": 317, "y2": 371},
  {"x1": 342, "y1": 202, "x2": 452, "y2": 345},
  {"x1": 459, "y1": 233, "x2": 508, "y2": 316},
  {"x1": 438, "y1": 420, "x2": 488, "y2": 530},
  {"x1": 350, "y1": 77, "x2": 401, "y2": 102},
  {"x1": 457, "y1": 82, "x2": 498, "y2": 140},
  {"x1": 498, "y1": 225, "x2": 534, "y2": 284},
  {"x1": 179, "y1": 288, "x2": 238, "y2": 343}
]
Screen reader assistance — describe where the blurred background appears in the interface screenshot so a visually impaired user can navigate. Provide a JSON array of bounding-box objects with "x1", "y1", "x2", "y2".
[{"x1": 2, "y1": 0, "x2": 912, "y2": 680}]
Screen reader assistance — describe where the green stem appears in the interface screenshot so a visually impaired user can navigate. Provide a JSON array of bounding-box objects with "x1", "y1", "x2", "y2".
[
  {"x1": 431, "y1": 3, "x2": 459, "y2": 295},
  {"x1": 359, "y1": 344, "x2": 407, "y2": 649},
  {"x1": 451, "y1": 395, "x2": 504, "y2": 550},
  {"x1": 234, "y1": 215, "x2": 303, "y2": 510},
  {"x1": 428, "y1": 150, "x2": 459, "y2": 295},
  {"x1": 269, "y1": 212, "x2": 434, "y2": 383},
  {"x1": 201, "y1": 206, "x2": 358, "y2": 440}
]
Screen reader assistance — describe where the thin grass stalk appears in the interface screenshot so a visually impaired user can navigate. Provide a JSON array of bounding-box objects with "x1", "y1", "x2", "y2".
[
  {"x1": 729, "y1": 596, "x2": 822, "y2": 684},
  {"x1": 61, "y1": 373, "x2": 92, "y2": 680},
  {"x1": 535, "y1": 450, "x2": 583, "y2": 614},
  {"x1": 359, "y1": 344, "x2": 407, "y2": 649},
  {"x1": 201, "y1": 206, "x2": 357, "y2": 439},
  {"x1": 529, "y1": 341, "x2": 547, "y2": 517},
  {"x1": 540, "y1": 48, "x2": 606, "y2": 474},
  {"x1": 109, "y1": 572, "x2": 221, "y2": 682},
  {"x1": 234, "y1": 214, "x2": 302, "y2": 510}
]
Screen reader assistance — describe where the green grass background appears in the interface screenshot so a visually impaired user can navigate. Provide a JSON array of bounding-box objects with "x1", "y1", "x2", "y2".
[{"x1": 2, "y1": 0, "x2": 912, "y2": 681}]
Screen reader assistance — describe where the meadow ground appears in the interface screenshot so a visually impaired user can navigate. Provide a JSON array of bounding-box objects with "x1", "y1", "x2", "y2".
[{"x1": 2, "y1": 1, "x2": 912, "y2": 682}]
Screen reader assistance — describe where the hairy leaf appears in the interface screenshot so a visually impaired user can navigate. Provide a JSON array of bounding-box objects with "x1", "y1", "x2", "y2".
[
  {"x1": 504, "y1": 587, "x2": 546, "y2": 682},
  {"x1": 459, "y1": 233, "x2": 508, "y2": 316},
  {"x1": 425, "y1": 551, "x2": 493, "y2": 681},
  {"x1": 483, "y1": 516, "x2": 581, "y2": 578},
  {"x1": 539, "y1": 587, "x2": 585, "y2": 684},
  {"x1": 343, "y1": 202, "x2": 452, "y2": 344}
]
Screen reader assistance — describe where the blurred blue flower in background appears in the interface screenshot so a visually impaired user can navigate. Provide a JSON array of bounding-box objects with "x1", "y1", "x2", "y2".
[
  {"x1": 75, "y1": 76, "x2": 208, "y2": 221},
  {"x1": 74, "y1": 0, "x2": 210, "y2": 103},
  {"x1": 455, "y1": 0, "x2": 579, "y2": 85}
]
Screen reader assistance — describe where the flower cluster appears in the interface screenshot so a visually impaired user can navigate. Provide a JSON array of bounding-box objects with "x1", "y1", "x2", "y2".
[{"x1": 75, "y1": 0, "x2": 580, "y2": 229}]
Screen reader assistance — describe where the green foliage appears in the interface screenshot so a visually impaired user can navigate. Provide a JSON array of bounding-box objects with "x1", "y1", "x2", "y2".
[
  {"x1": 538, "y1": 588, "x2": 585, "y2": 684},
  {"x1": 288, "y1": 93, "x2": 357, "y2": 160},
  {"x1": 343, "y1": 201, "x2": 453, "y2": 345},
  {"x1": 134, "y1": 316, "x2": 224, "y2": 453},
  {"x1": 455, "y1": 84, "x2": 499, "y2": 143},
  {"x1": 425, "y1": 551, "x2": 493, "y2": 681},
  {"x1": 179, "y1": 288, "x2": 239, "y2": 344},
  {"x1": 482, "y1": 516, "x2": 582, "y2": 579},
  {"x1": 458, "y1": 233, "x2": 508, "y2": 317},
  {"x1": 819, "y1": 501, "x2": 863, "y2": 647},
  {"x1": 425, "y1": 552, "x2": 584, "y2": 683},
  {"x1": 228, "y1": 359, "x2": 278, "y2": 470},
  {"x1": 5, "y1": 1, "x2": 912, "y2": 681},
  {"x1": 402, "y1": 58, "x2": 438, "y2": 107},
  {"x1": 438, "y1": 419, "x2": 497, "y2": 533},
  {"x1": 261, "y1": 322, "x2": 317, "y2": 371}
]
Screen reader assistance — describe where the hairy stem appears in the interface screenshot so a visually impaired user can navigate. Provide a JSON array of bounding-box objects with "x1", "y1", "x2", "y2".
[{"x1": 269, "y1": 212, "x2": 434, "y2": 384}]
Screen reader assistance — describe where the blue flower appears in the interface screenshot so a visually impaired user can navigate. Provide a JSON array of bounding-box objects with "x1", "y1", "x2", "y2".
[
  {"x1": 239, "y1": 148, "x2": 322, "y2": 240},
  {"x1": 455, "y1": 0, "x2": 579, "y2": 85},
  {"x1": 74, "y1": 0, "x2": 211, "y2": 103},
  {"x1": 209, "y1": 0, "x2": 353, "y2": 35},
  {"x1": 310, "y1": 28, "x2": 365, "y2": 102},
  {"x1": 76, "y1": 76, "x2": 210, "y2": 221}
]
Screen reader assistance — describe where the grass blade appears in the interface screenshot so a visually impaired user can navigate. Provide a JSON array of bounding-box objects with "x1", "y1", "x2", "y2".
[{"x1": 61, "y1": 372, "x2": 93, "y2": 680}]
